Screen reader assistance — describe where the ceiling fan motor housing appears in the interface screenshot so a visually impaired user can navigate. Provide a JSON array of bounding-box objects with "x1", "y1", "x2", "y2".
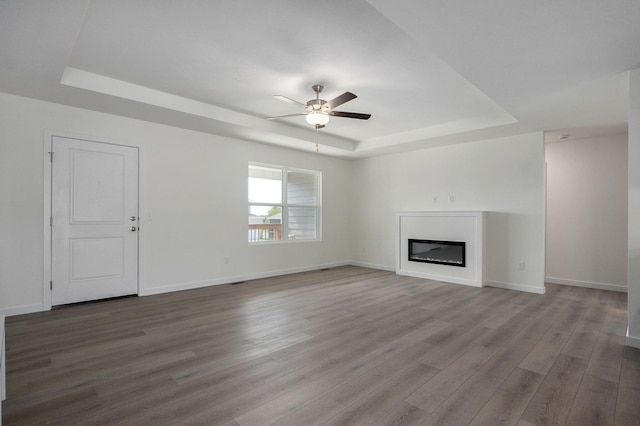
[{"x1": 306, "y1": 98, "x2": 328, "y2": 111}]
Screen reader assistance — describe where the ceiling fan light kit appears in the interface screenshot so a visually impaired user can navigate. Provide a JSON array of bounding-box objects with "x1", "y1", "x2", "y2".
[
  {"x1": 269, "y1": 84, "x2": 371, "y2": 130},
  {"x1": 306, "y1": 111, "x2": 330, "y2": 126}
]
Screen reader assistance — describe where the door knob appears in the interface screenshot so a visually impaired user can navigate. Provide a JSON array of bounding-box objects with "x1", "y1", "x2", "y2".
[{"x1": 130, "y1": 226, "x2": 137, "y2": 232}]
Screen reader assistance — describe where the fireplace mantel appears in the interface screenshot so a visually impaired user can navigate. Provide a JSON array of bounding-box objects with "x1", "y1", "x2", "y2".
[{"x1": 396, "y1": 211, "x2": 486, "y2": 287}]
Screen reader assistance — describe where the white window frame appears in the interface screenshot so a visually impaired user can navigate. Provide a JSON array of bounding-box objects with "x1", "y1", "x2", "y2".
[{"x1": 248, "y1": 162, "x2": 322, "y2": 244}]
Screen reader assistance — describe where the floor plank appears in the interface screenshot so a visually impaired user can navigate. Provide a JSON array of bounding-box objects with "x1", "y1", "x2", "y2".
[
  {"x1": 614, "y1": 346, "x2": 640, "y2": 425},
  {"x1": 404, "y1": 345, "x2": 494, "y2": 413},
  {"x1": 565, "y1": 373, "x2": 618, "y2": 426},
  {"x1": 520, "y1": 354, "x2": 587, "y2": 425},
  {"x1": 468, "y1": 367, "x2": 544, "y2": 426}
]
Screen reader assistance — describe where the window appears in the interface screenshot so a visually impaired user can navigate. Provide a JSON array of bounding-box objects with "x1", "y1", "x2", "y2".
[{"x1": 248, "y1": 163, "x2": 321, "y2": 242}]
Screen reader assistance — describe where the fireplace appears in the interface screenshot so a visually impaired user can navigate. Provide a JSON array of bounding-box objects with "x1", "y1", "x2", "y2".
[
  {"x1": 397, "y1": 212, "x2": 484, "y2": 287},
  {"x1": 408, "y1": 239, "x2": 466, "y2": 267}
]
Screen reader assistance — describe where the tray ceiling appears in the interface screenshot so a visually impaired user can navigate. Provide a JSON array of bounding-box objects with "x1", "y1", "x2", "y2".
[{"x1": 1, "y1": 0, "x2": 637, "y2": 157}]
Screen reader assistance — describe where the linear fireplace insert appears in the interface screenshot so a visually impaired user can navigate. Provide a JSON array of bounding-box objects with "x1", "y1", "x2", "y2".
[{"x1": 408, "y1": 239, "x2": 466, "y2": 267}]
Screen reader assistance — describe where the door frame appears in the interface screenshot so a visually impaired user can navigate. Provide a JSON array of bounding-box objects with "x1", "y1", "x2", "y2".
[{"x1": 43, "y1": 130, "x2": 144, "y2": 310}]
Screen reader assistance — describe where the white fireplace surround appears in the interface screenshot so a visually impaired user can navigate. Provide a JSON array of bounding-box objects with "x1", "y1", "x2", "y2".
[{"x1": 396, "y1": 211, "x2": 486, "y2": 287}]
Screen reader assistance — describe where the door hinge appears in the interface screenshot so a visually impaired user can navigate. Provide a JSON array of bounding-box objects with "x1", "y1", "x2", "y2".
[
  {"x1": 48, "y1": 151, "x2": 54, "y2": 162},
  {"x1": 50, "y1": 281, "x2": 53, "y2": 290}
]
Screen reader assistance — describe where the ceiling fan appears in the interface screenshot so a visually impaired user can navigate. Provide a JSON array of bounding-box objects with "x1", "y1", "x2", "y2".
[{"x1": 267, "y1": 85, "x2": 371, "y2": 129}]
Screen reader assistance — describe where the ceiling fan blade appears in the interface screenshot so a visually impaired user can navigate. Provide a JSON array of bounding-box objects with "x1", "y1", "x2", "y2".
[
  {"x1": 273, "y1": 95, "x2": 307, "y2": 108},
  {"x1": 326, "y1": 92, "x2": 357, "y2": 109},
  {"x1": 267, "y1": 113, "x2": 307, "y2": 120},
  {"x1": 329, "y1": 111, "x2": 371, "y2": 120}
]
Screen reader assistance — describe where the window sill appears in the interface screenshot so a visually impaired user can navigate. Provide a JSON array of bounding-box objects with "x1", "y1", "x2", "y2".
[{"x1": 248, "y1": 238, "x2": 321, "y2": 245}]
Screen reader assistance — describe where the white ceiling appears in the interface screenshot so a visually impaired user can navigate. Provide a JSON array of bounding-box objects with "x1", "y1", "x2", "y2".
[{"x1": 1, "y1": 0, "x2": 638, "y2": 158}]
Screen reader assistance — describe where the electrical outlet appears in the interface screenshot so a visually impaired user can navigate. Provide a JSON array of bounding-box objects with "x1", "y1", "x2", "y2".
[
  {"x1": 432, "y1": 196, "x2": 438, "y2": 204},
  {"x1": 449, "y1": 195, "x2": 455, "y2": 203},
  {"x1": 518, "y1": 261, "x2": 525, "y2": 270}
]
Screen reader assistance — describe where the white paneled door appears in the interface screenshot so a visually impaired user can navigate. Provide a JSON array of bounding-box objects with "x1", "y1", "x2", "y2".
[{"x1": 51, "y1": 136, "x2": 139, "y2": 305}]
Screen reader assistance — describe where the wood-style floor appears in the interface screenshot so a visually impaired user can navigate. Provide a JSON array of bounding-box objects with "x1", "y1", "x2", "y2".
[{"x1": 3, "y1": 266, "x2": 640, "y2": 425}]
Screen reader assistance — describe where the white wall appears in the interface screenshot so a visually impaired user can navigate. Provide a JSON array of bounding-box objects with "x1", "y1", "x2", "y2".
[
  {"x1": 545, "y1": 133, "x2": 628, "y2": 292},
  {"x1": 628, "y1": 68, "x2": 640, "y2": 348},
  {"x1": 349, "y1": 133, "x2": 546, "y2": 293},
  {"x1": 0, "y1": 92, "x2": 351, "y2": 315}
]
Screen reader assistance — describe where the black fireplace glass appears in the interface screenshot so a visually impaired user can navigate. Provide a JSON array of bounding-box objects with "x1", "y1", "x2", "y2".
[{"x1": 408, "y1": 239, "x2": 466, "y2": 267}]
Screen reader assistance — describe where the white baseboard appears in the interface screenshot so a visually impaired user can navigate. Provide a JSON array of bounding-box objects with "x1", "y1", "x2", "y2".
[
  {"x1": 355, "y1": 263, "x2": 546, "y2": 294},
  {"x1": 626, "y1": 327, "x2": 640, "y2": 349},
  {"x1": 485, "y1": 280, "x2": 546, "y2": 294},
  {"x1": 348, "y1": 260, "x2": 395, "y2": 272},
  {"x1": 397, "y1": 269, "x2": 483, "y2": 288},
  {"x1": 0, "y1": 303, "x2": 43, "y2": 317},
  {"x1": 545, "y1": 277, "x2": 627, "y2": 293},
  {"x1": 141, "y1": 261, "x2": 351, "y2": 296},
  {"x1": 140, "y1": 278, "x2": 229, "y2": 296},
  {"x1": 1, "y1": 265, "x2": 557, "y2": 315}
]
